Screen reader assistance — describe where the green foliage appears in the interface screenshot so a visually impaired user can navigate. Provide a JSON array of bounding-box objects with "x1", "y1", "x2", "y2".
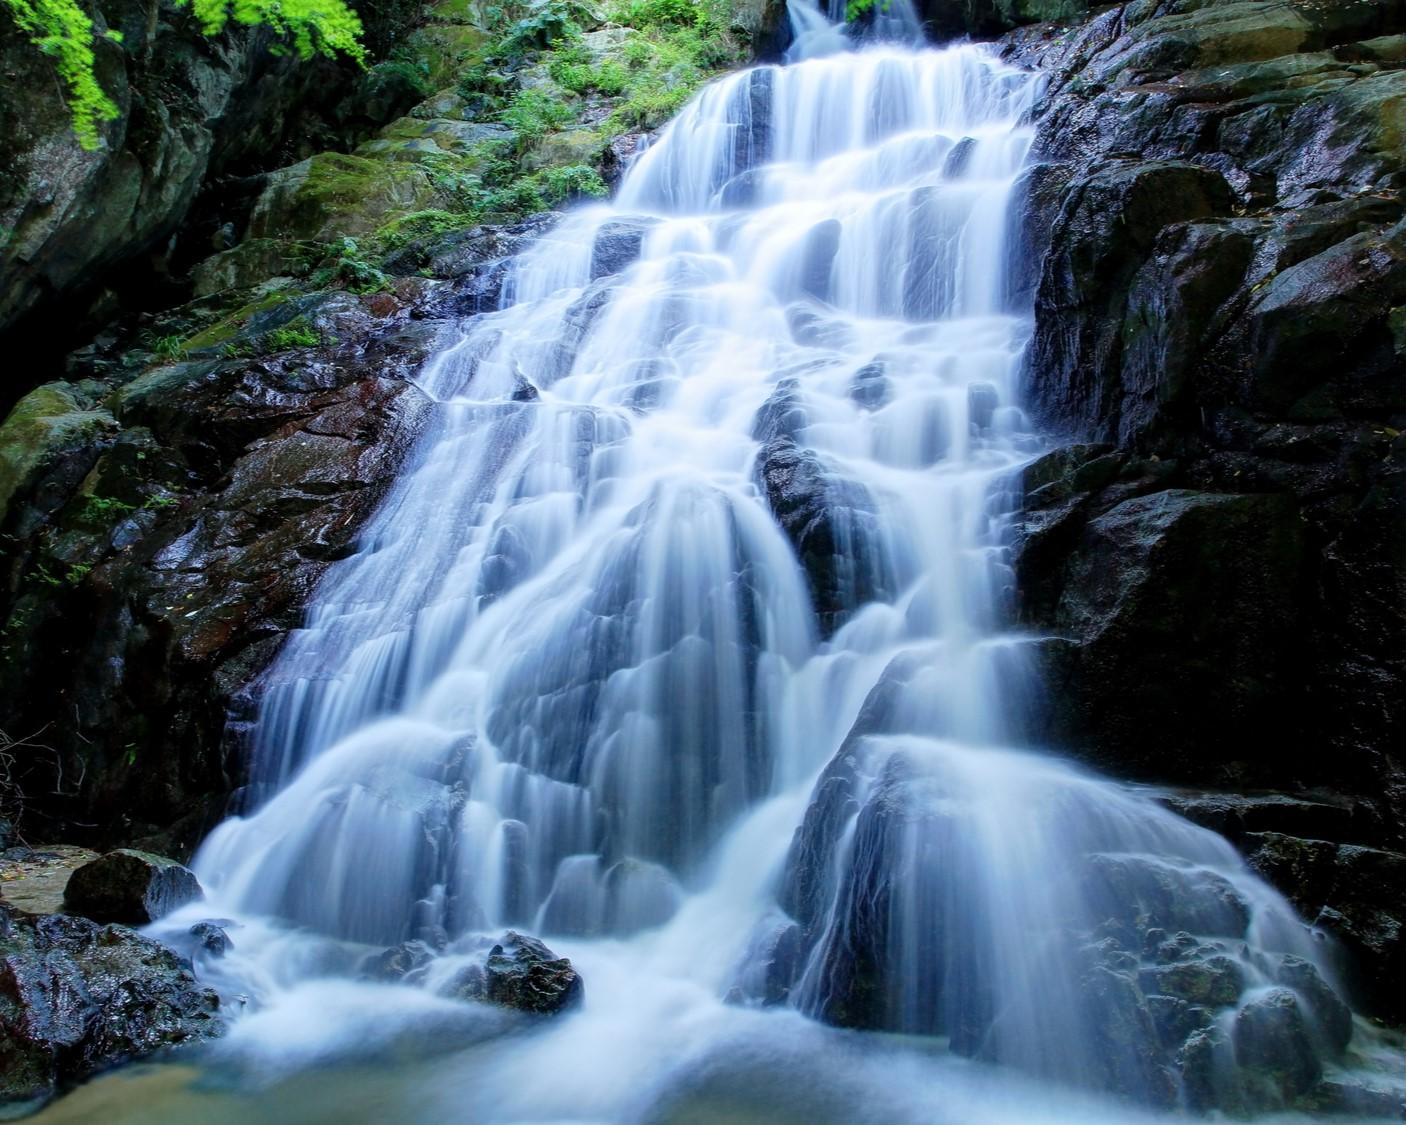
[
  {"x1": 264, "y1": 317, "x2": 322, "y2": 349},
  {"x1": 1, "y1": 0, "x2": 365, "y2": 150},
  {"x1": 1, "y1": 0, "x2": 120, "y2": 148},
  {"x1": 548, "y1": 44, "x2": 627, "y2": 95},
  {"x1": 183, "y1": 0, "x2": 365, "y2": 64},
  {"x1": 539, "y1": 163, "x2": 607, "y2": 203},
  {"x1": 496, "y1": 0, "x2": 588, "y2": 55},
  {"x1": 499, "y1": 87, "x2": 576, "y2": 147},
  {"x1": 146, "y1": 333, "x2": 188, "y2": 359},
  {"x1": 310, "y1": 237, "x2": 391, "y2": 293},
  {"x1": 843, "y1": 0, "x2": 889, "y2": 20},
  {"x1": 80, "y1": 494, "x2": 136, "y2": 520}
]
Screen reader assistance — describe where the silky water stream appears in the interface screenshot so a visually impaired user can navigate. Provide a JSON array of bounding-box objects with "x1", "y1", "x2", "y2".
[{"x1": 38, "y1": 13, "x2": 1406, "y2": 1124}]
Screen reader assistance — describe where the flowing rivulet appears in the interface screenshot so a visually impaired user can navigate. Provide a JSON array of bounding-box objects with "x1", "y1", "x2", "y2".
[{"x1": 167, "y1": 4, "x2": 1381, "y2": 1117}]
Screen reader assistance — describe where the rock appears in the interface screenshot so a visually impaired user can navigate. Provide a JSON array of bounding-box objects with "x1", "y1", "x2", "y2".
[
  {"x1": 0, "y1": 901, "x2": 222, "y2": 1111},
  {"x1": 0, "y1": 846, "x2": 99, "y2": 915},
  {"x1": 188, "y1": 921, "x2": 232, "y2": 959},
  {"x1": 754, "y1": 431, "x2": 893, "y2": 636},
  {"x1": 0, "y1": 285, "x2": 440, "y2": 855},
  {"x1": 0, "y1": 0, "x2": 362, "y2": 355},
  {"x1": 445, "y1": 932, "x2": 583, "y2": 1016},
  {"x1": 63, "y1": 849, "x2": 203, "y2": 925},
  {"x1": 1244, "y1": 833, "x2": 1406, "y2": 1024},
  {"x1": 1021, "y1": 489, "x2": 1307, "y2": 785},
  {"x1": 1233, "y1": 988, "x2": 1322, "y2": 1102},
  {"x1": 360, "y1": 939, "x2": 438, "y2": 982},
  {"x1": 1004, "y1": 0, "x2": 1406, "y2": 875}
]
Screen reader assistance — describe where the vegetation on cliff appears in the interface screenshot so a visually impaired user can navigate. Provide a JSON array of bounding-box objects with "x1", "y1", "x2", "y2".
[{"x1": 1, "y1": 0, "x2": 366, "y2": 148}]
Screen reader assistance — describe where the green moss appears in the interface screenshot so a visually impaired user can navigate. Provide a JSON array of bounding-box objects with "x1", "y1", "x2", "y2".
[
  {"x1": 264, "y1": 318, "x2": 323, "y2": 349},
  {"x1": 0, "y1": 384, "x2": 115, "y2": 518},
  {"x1": 376, "y1": 208, "x2": 482, "y2": 249},
  {"x1": 181, "y1": 292, "x2": 292, "y2": 352}
]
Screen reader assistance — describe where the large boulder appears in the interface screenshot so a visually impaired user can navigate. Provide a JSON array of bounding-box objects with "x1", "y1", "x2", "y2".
[
  {"x1": 1019, "y1": 487, "x2": 1307, "y2": 784},
  {"x1": 0, "y1": 902, "x2": 222, "y2": 1112},
  {"x1": 63, "y1": 849, "x2": 202, "y2": 924}
]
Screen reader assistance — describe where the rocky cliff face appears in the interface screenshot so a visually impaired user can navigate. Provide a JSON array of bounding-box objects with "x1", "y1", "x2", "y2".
[
  {"x1": 1000, "y1": 0, "x2": 1406, "y2": 1023},
  {"x1": 0, "y1": 0, "x2": 369, "y2": 385}
]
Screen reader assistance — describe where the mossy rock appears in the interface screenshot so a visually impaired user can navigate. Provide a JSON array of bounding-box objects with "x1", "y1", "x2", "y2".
[
  {"x1": 191, "y1": 239, "x2": 319, "y2": 297},
  {"x1": 247, "y1": 153, "x2": 448, "y2": 242},
  {"x1": 0, "y1": 384, "x2": 117, "y2": 519},
  {"x1": 523, "y1": 128, "x2": 607, "y2": 172},
  {"x1": 402, "y1": 24, "x2": 489, "y2": 88}
]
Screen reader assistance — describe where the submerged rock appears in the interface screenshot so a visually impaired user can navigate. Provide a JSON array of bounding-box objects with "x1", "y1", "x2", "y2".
[
  {"x1": 63, "y1": 849, "x2": 203, "y2": 925},
  {"x1": 0, "y1": 902, "x2": 222, "y2": 1112},
  {"x1": 445, "y1": 932, "x2": 583, "y2": 1016}
]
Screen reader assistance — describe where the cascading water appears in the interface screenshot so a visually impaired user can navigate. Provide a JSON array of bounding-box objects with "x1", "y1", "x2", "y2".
[{"x1": 106, "y1": 14, "x2": 1398, "y2": 1124}]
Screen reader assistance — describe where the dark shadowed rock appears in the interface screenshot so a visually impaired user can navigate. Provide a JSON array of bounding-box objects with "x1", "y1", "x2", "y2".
[
  {"x1": 446, "y1": 931, "x2": 583, "y2": 1016},
  {"x1": 0, "y1": 902, "x2": 222, "y2": 1111},
  {"x1": 63, "y1": 850, "x2": 202, "y2": 925}
]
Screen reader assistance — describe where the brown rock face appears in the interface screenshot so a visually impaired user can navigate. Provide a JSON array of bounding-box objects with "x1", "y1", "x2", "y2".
[{"x1": 0, "y1": 283, "x2": 446, "y2": 854}]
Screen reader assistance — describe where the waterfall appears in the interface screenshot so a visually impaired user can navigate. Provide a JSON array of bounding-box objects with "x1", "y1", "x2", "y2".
[{"x1": 165, "y1": 21, "x2": 1376, "y2": 1122}]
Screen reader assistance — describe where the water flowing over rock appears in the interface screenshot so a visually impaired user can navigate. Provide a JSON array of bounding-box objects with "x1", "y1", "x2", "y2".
[{"x1": 127, "y1": 21, "x2": 1394, "y2": 1118}]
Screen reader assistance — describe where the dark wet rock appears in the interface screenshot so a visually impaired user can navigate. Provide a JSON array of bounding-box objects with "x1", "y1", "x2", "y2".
[
  {"x1": 446, "y1": 931, "x2": 583, "y2": 1016},
  {"x1": 188, "y1": 921, "x2": 232, "y2": 959},
  {"x1": 1233, "y1": 988, "x2": 1322, "y2": 1102},
  {"x1": 1084, "y1": 853, "x2": 1250, "y2": 940},
  {"x1": 360, "y1": 939, "x2": 438, "y2": 983},
  {"x1": 0, "y1": 901, "x2": 222, "y2": 1111},
  {"x1": 1003, "y1": 0, "x2": 1406, "y2": 862},
  {"x1": 755, "y1": 434, "x2": 892, "y2": 635},
  {"x1": 1274, "y1": 954, "x2": 1352, "y2": 1053},
  {"x1": 1019, "y1": 488, "x2": 1307, "y2": 785},
  {"x1": 0, "y1": 281, "x2": 444, "y2": 854},
  {"x1": 1244, "y1": 833, "x2": 1406, "y2": 1024},
  {"x1": 590, "y1": 217, "x2": 659, "y2": 280},
  {"x1": 63, "y1": 849, "x2": 202, "y2": 925}
]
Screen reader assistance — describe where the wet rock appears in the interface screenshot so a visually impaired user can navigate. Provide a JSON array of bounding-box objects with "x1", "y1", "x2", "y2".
[
  {"x1": 1021, "y1": 487, "x2": 1307, "y2": 785},
  {"x1": 360, "y1": 939, "x2": 438, "y2": 982},
  {"x1": 0, "y1": 282, "x2": 440, "y2": 855},
  {"x1": 1003, "y1": 0, "x2": 1406, "y2": 896},
  {"x1": 590, "y1": 217, "x2": 658, "y2": 280},
  {"x1": 63, "y1": 850, "x2": 202, "y2": 925},
  {"x1": 446, "y1": 932, "x2": 583, "y2": 1016},
  {"x1": 755, "y1": 434, "x2": 892, "y2": 635},
  {"x1": 0, "y1": 901, "x2": 222, "y2": 1111},
  {"x1": 1244, "y1": 833, "x2": 1406, "y2": 1024},
  {"x1": 1233, "y1": 988, "x2": 1322, "y2": 1102},
  {"x1": 188, "y1": 922, "x2": 232, "y2": 959}
]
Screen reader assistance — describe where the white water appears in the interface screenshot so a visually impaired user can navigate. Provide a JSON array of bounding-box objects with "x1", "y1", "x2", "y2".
[{"x1": 117, "y1": 18, "x2": 1398, "y2": 1125}]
